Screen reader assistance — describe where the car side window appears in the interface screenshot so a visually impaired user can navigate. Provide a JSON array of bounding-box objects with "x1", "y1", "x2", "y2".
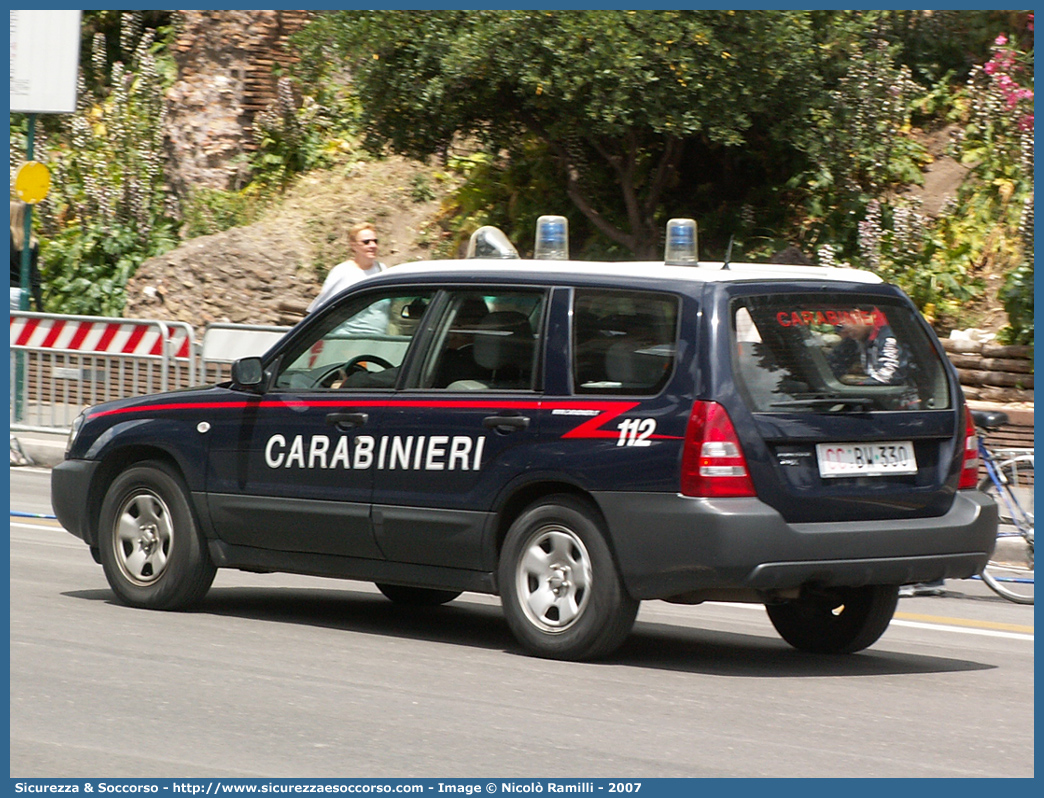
[
  {"x1": 271, "y1": 291, "x2": 433, "y2": 391},
  {"x1": 419, "y1": 289, "x2": 546, "y2": 391},
  {"x1": 572, "y1": 289, "x2": 679, "y2": 395}
]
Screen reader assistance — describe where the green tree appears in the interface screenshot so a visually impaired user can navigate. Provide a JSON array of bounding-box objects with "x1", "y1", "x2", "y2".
[{"x1": 304, "y1": 10, "x2": 826, "y2": 258}]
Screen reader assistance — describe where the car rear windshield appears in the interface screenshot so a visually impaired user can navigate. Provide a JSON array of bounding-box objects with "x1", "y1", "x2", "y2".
[{"x1": 731, "y1": 294, "x2": 951, "y2": 412}]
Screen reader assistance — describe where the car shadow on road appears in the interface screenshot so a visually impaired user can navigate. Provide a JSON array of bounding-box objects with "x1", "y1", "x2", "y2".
[
  {"x1": 616, "y1": 620, "x2": 995, "y2": 677},
  {"x1": 65, "y1": 586, "x2": 996, "y2": 678}
]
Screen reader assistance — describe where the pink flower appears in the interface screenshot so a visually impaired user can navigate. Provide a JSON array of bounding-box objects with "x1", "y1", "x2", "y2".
[{"x1": 995, "y1": 34, "x2": 1008, "y2": 46}]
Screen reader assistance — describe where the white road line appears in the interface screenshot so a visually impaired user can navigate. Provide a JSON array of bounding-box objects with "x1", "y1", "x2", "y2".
[
  {"x1": 708, "y1": 601, "x2": 1033, "y2": 641},
  {"x1": 890, "y1": 619, "x2": 1032, "y2": 641},
  {"x1": 11, "y1": 521, "x2": 65, "y2": 531}
]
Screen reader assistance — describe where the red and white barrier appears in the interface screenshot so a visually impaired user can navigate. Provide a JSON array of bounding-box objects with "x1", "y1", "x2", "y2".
[{"x1": 10, "y1": 314, "x2": 192, "y2": 359}]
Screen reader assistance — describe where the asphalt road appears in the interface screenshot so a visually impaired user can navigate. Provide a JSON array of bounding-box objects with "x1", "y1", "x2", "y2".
[{"x1": 9, "y1": 467, "x2": 1034, "y2": 778}]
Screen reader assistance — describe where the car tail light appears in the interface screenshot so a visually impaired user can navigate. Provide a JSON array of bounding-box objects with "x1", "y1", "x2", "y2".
[
  {"x1": 680, "y1": 401, "x2": 756, "y2": 497},
  {"x1": 958, "y1": 405, "x2": 980, "y2": 489}
]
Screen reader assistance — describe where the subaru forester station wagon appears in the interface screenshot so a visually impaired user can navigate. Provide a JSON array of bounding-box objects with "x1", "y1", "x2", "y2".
[{"x1": 52, "y1": 219, "x2": 997, "y2": 660}]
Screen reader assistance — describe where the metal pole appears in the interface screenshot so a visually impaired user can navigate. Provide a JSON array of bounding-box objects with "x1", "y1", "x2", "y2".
[
  {"x1": 14, "y1": 114, "x2": 37, "y2": 422},
  {"x1": 19, "y1": 114, "x2": 36, "y2": 311}
]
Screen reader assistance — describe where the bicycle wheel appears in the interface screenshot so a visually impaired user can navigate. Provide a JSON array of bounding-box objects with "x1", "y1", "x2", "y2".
[{"x1": 978, "y1": 456, "x2": 1034, "y2": 605}]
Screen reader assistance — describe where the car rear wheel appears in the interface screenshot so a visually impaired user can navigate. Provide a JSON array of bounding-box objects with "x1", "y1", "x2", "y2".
[
  {"x1": 375, "y1": 584, "x2": 462, "y2": 606},
  {"x1": 498, "y1": 495, "x2": 638, "y2": 661},
  {"x1": 98, "y1": 461, "x2": 216, "y2": 610},
  {"x1": 765, "y1": 585, "x2": 899, "y2": 654}
]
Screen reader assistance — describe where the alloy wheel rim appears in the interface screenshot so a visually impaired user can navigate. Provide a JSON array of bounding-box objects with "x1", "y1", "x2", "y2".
[
  {"x1": 515, "y1": 524, "x2": 592, "y2": 633},
  {"x1": 113, "y1": 490, "x2": 174, "y2": 586}
]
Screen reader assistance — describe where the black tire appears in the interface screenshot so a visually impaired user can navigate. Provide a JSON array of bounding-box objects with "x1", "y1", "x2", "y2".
[
  {"x1": 766, "y1": 585, "x2": 899, "y2": 654},
  {"x1": 498, "y1": 495, "x2": 638, "y2": 661},
  {"x1": 375, "y1": 584, "x2": 462, "y2": 606},
  {"x1": 98, "y1": 460, "x2": 216, "y2": 610},
  {"x1": 978, "y1": 458, "x2": 1034, "y2": 605}
]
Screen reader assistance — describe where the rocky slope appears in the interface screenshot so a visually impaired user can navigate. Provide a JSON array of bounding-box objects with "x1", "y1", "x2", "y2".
[{"x1": 124, "y1": 155, "x2": 459, "y2": 327}]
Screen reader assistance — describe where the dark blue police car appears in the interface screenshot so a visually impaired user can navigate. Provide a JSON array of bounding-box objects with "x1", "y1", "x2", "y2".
[{"x1": 51, "y1": 219, "x2": 997, "y2": 660}]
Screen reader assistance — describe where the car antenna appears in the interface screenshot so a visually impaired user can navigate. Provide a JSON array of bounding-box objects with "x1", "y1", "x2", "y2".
[{"x1": 722, "y1": 235, "x2": 734, "y2": 270}]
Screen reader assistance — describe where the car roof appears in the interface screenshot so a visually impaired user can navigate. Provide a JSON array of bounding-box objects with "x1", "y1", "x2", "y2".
[{"x1": 380, "y1": 258, "x2": 884, "y2": 285}]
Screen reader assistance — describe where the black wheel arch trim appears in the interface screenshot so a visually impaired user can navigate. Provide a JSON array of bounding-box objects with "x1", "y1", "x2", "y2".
[{"x1": 484, "y1": 470, "x2": 621, "y2": 592}]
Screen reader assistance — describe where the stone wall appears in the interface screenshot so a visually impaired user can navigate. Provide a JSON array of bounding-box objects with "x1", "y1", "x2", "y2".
[
  {"x1": 938, "y1": 340, "x2": 1034, "y2": 453},
  {"x1": 164, "y1": 10, "x2": 311, "y2": 199},
  {"x1": 942, "y1": 339, "x2": 1034, "y2": 404}
]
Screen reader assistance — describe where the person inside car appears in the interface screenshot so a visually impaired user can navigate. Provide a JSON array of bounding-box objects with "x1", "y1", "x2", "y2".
[{"x1": 828, "y1": 308, "x2": 909, "y2": 386}]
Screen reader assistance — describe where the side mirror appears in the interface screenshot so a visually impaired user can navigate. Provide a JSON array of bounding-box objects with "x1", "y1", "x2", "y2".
[{"x1": 231, "y1": 357, "x2": 264, "y2": 390}]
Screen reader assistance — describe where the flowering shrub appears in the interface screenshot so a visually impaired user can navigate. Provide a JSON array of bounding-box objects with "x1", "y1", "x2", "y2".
[
  {"x1": 852, "y1": 17, "x2": 1033, "y2": 340},
  {"x1": 796, "y1": 35, "x2": 930, "y2": 246},
  {"x1": 955, "y1": 22, "x2": 1033, "y2": 344},
  {"x1": 17, "y1": 13, "x2": 178, "y2": 316},
  {"x1": 983, "y1": 34, "x2": 1034, "y2": 130},
  {"x1": 250, "y1": 75, "x2": 356, "y2": 190},
  {"x1": 856, "y1": 197, "x2": 979, "y2": 325}
]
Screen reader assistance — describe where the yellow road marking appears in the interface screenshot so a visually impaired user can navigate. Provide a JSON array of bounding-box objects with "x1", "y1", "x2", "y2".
[{"x1": 895, "y1": 611, "x2": 1033, "y2": 635}]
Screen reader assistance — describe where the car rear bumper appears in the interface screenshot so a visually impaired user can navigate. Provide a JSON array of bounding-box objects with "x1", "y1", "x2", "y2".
[
  {"x1": 51, "y1": 459, "x2": 100, "y2": 544},
  {"x1": 593, "y1": 489, "x2": 998, "y2": 600}
]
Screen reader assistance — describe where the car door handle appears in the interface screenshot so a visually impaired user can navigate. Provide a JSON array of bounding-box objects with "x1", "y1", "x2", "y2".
[
  {"x1": 326, "y1": 412, "x2": 369, "y2": 430},
  {"x1": 482, "y1": 414, "x2": 530, "y2": 432}
]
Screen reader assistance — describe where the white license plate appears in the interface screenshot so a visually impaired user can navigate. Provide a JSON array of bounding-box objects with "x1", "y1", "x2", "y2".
[{"x1": 816, "y1": 441, "x2": 917, "y2": 478}]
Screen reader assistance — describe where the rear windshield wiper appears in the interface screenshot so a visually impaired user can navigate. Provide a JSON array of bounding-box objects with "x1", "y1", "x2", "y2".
[{"x1": 769, "y1": 395, "x2": 874, "y2": 412}]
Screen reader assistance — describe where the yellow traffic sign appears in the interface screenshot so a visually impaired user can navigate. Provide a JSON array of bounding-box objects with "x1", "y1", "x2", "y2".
[{"x1": 15, "y1": 160, "x2": 51, "y2": 204}]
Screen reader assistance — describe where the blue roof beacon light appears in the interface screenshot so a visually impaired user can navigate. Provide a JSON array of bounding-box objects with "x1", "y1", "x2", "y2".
[
  {"x1": 664, "y1": 218, "x2": 699, "y2": 266},
  {"x1": 465, "y1": 225, "x2": 520, "y2": 259},
  {"x1": 534, "y1": 215, "x2": 569, "y2": 260}
]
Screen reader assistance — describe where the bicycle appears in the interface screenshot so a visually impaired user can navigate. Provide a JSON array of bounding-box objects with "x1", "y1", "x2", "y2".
[{"x1": 973, "y1": 410, "x2": 1034, "y2": 605}]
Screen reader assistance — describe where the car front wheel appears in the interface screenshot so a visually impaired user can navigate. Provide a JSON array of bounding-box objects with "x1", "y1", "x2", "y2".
[
  {"x1": 498, "y1": 495, "x2": 638, "y2": 661},
  {"x1": 765, "y1": 584, "x2": 899, "y2": 654},
  {"x1": 98, "y1": 460, "x2": 216, "y2": 610}
]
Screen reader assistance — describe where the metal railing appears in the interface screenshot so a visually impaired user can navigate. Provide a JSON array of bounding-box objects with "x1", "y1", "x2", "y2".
[
  {"x1": 10, "y1": 311, "x2": 196, "y2": 433},
  {"x1": 197, "y1": 322, "x2": 290, "y2": 386},
  {"x1": 9, "y1": 313, "x2": 299, "y2": 433}
]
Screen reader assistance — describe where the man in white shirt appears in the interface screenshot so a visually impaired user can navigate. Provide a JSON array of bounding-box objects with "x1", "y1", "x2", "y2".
[{"x1": 307, "y1": 222, "x2": 386, "y2": 314}]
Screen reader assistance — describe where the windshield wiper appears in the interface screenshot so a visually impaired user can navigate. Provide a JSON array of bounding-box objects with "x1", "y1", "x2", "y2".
[{"x1": 769, "y1": 395, "x2": 874, "y2": 412}]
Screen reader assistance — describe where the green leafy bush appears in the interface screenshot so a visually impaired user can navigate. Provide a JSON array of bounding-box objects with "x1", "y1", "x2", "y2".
[
  {"x1": 250, "y1": 76, "x2": 359, "y2": 190},
  {"x1": 42, "y1": 220, "x2": 175, "y2": 317},
  {"x1": 181, "y1": 185, "x2": 270, "y2": 239}
]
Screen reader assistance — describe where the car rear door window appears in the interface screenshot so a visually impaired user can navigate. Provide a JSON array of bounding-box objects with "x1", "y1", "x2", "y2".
[
  {"x1": 419, "y1": 289, "x2": 546, "y2": 391},
  {"x1": 732, "y1": 294, "x2": 951, "y2": 412},
  {"x1": 572, "y1": 289, "x2": 679, "y2": 395}
]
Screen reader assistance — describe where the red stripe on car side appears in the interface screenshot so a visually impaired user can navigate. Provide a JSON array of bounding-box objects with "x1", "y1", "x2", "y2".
[{"x1": 85, "y1": 397, "x2": 682, "y2": 440}]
